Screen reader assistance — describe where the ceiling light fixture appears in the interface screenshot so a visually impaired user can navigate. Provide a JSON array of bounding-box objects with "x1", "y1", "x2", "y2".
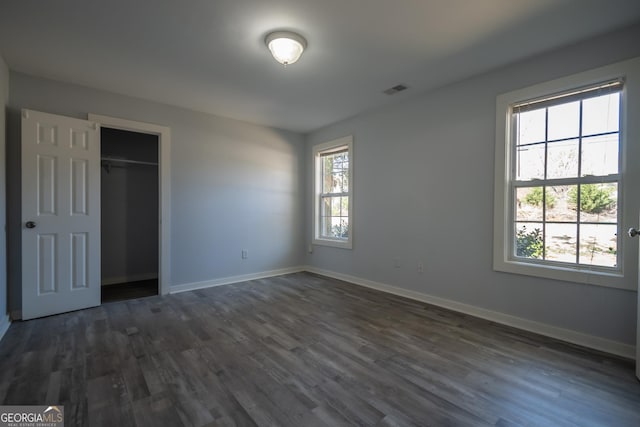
[{"x1": 265, "y1": 31, "x2": 307, "y2": 66}]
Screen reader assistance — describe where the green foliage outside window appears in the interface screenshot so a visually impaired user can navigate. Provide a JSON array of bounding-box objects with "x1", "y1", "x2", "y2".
[
  {"x1": 524, "y1": 187, "x2": 556, "y2": 208},
  {"x1": 568, "y1": 184, "x2": 614, "y2": 213},
  {"x1": 516, "y1": 226, "x2": 543, "y2": 259},
  {"x1": 331, "y1": 222, "x2": 349, "y2": 238}
]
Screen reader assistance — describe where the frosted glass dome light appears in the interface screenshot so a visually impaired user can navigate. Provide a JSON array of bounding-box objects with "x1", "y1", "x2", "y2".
[{"x1": 265, "y1": 31, "x2": 307, "y2": 66}]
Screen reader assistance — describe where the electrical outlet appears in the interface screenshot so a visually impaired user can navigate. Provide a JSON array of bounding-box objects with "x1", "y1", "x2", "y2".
[
  {"x1": 242, "y1": 249, "x2": 248, "y2": 259},
  {"x1": 394, "y1": 257, "x2": 401, "y2": 268},
  {"x1": 417, "y1": 262, "x2": 424, "y2": 273}
]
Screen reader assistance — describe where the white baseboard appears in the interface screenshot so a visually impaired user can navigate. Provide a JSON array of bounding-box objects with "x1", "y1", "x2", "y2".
[
  {"x1": 101, "y1": 273, "x2": 159, "y2": 286},
  {"x1": 0, "y1": 314, "x2": 11, "y2": 343},
  {"x1": 170, "y1": 266, "x2": 307, "y2": 294},
  {"x1": 304, "y1": 266, "x2": 635, "y2": 360}
]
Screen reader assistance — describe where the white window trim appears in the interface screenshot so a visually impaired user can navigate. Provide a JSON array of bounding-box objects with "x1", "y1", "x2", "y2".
[
  {"x1": 313, "y1": 136, "x2": 353, "y2": 249},
  {"x1": 493, "y1": 57, "x2": 640, "y2": 291}
]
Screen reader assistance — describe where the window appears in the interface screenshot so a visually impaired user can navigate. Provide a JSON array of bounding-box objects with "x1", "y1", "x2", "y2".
[
  {"x1": 513, "y1": 82, "x2": 621, "y2": 267},
  {"x1": 494, "y1": 58, "x2": 640, "y2": 290},
  {"x1": 313, "y1": 136, "x2": 353, "y2": 249}
]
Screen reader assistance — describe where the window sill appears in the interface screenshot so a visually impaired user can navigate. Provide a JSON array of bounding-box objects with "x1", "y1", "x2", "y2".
[
  {"x1": 312, "y1": 238, "x2": 352, "y2": 250},
  {"x1": 493, "y1": 258, "x2": 634, "y2": 291}
]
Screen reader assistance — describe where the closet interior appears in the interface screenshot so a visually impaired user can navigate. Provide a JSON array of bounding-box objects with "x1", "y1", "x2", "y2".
[{"x1": 101, "y1": 127, "x2": 159, "y2": 303}]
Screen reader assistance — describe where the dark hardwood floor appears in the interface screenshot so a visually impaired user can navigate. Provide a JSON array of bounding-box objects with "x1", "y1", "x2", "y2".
[
  {"x1": 101, "y1": 279, "x2": 159, "y2": 304},
  {"x1": 0, "y1": 272, "x2": 638, "y2": 426}
]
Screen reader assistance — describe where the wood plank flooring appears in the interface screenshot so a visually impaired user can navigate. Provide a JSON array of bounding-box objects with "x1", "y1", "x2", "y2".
[
  {"x1": 0, "y1": 272, "x2": 638, "y2": 426},
  {"x1": 101, "y1": 279, "x2": 159, "y2": 304}
]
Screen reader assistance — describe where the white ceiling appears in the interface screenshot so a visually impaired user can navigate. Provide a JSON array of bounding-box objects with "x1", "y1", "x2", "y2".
[{"x1": 1, "y1": 0, "x2": 639, "y2": 133}]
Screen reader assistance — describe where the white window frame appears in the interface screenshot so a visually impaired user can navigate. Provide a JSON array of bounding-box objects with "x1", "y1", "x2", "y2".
[
  {"x1": 313, "y1": 136, "x2": 353, "y2": 249},
  {"x1": 494, "y1": 58, "x2": 640, "y2": 290}
]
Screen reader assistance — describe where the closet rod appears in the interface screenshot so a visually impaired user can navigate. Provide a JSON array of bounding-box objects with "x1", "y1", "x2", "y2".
[{"x1": 101, "y1": 157, "x2": 158, "y2": 166}]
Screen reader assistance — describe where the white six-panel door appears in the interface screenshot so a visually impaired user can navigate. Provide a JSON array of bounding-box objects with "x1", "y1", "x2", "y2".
[
  {"x1": 21, "y1": 109, "x2": 100, "y2": 320},
  {"x1": 635, "y1": 217, "x2": 640, "y2": 380}
]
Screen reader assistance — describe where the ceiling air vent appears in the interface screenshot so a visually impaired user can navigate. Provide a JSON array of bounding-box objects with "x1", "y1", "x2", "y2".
[{"x1": 383, "y1": 84, "x2": 408, "y2": 95}]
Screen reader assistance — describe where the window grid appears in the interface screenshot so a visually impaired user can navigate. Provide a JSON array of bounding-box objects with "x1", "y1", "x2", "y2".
[
  {"x1": 318, "y1": 148, "x2": 350, "y2": 242},
  {"x1": 313, "y1": 136, "x2": 353, "y2": 249},
  {"x1": 511, "y1": 86, "x2": 621, "y2": 269}
]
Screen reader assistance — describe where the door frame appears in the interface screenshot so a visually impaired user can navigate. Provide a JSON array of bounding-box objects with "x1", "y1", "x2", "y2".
[{"x1": 89, "y1": 114, "x2": 171, "y2": 296}]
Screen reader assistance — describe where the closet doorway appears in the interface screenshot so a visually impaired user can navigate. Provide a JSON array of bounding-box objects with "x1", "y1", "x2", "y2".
[
  {"x1": 101, "y1": 128, "x2": 159, "y2": 302},
  {"x1": 89, "y1": 113, "x2": 172, "y2": 299}
]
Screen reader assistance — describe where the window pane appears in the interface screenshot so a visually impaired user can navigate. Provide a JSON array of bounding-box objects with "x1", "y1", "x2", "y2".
[
  {"x1": 545, "y1": 223, "x2": 577, "y2": 263},
  {"x1": 322, "y1": 157, "x2": 332, "y2": 193},
  {"x1": 579, "y1": 224, "x2": 617, "y2": 267},
  {"x1": 578, "y1": 183, "x2": 617, "y2": 223},
  {"x1": 320, "y1": 195, "x2": 349, "y2": 239},
  {"x1": 582, "y1": 93, "x2": 619, "y2": 136},
  {"x1": 548, "y1": 101, "x2": 579, "y2": 140},
  {"x1": 547, "y1": 139, "x2": 578, "y2": 179},
  {"x1": 331, "y1": 197, "x2": 342, "y2": 216},
  {"x1": 581, "y1": 134, "x2": 618, "y2": 177},
  {"x1": 326, "y1": 216, "x2": 348, "y2": 239},
  {"x1": 545, "y1": 186, "x2": 576, "y2": 222},
  {"x1": 516, "y1": 188, "x2": 542, "y2": 221},
  {"x1": 336, "y1": 218, "x2": 349, "y2": 238},
  {"x1": 517, "y1": 109, "x2": 545, "y2": 145},
  {"x1": 321, "y1": 197, "x2": 331, "y2": 217},
  {"x1": 322, "y1": 215, "x2": 347, "y2": 239},
  {"x1": 516, "y1": 143, "x2": 544, "y2": 180},
  {"x1": 515, "y1": 223, "x2": 544, "y2": 259},
  {"x1": 322, "y1": 152, "x2": 349, "y2": 194},
  {"x1": 331, "y1": 171, "x2": 348, "y2": 193},
  {"x1": 329, "y1": 172, "x2": 339, "y2": 192},
  {"x1": 340, "y1": 196, "x2": 349, "y2": 217}
]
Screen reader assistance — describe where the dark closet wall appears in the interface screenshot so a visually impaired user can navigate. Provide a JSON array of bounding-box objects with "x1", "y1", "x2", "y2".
[{"x1": 101, "y1": 128, "x2": 159, "y2": 285}]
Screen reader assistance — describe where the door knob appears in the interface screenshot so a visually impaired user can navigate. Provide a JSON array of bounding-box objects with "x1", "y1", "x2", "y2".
[
  {"x1": 25, "y1": 221, "x2": 36, "y2": 229},
  {"x1": 629, "y1": 227, "x2": 639, "y2": 238}
]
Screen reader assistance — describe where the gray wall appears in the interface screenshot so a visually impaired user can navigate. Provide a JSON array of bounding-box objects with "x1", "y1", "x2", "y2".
[
  {"x1": 305, "y1": 23, "x2": 640, "y2": 345},
  {"x1": 7, "y1": 73, "x2": 305, "y2": 311},
  {"x1": 101, "y1": 128, "x2": 159, "y2": 284},
  {"x1": 0, "y1": 55, "x2": 8, "y2": 318}
]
